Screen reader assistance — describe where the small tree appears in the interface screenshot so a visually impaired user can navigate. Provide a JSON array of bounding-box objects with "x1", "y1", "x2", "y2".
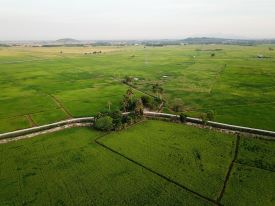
[
  {"x1": 94, "y1": 116, "x2": 113, "y2": 131},
  {"x1": 121, "y1": 95, "x2": 128, "y2": 112},
  {"x1": 134, "y1": 98, "x2": 144, "y2": 116},
  {"x1": 211, "y1": 53, "x2": 215, "y2": 57},
  {"x1": 141, "y1": 95, "x2": 153, "y2": 108},
  {"x1": 110, "y1": 111, "x2": 123, "y2": 130}
]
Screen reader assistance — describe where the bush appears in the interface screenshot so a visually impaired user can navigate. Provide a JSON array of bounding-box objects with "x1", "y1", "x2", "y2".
[
  {"x1": 95, "y1": 116, "x2": 113, "y2": 131},
  {"x1": 179, "y1": 113, "x2": 187, "y2": 122},
  {"x1": 123, "y1": 76, "x2": 133, "y2": 84},
  {"x1": 134, "y1": 98, "x2": 144, "y2": 116},
  {"x1": 110, "y1": 111, "x2": 123, "y2": 130},
  {"x1": 141, "y1": 95, "x2": 153, "y2": 108}
]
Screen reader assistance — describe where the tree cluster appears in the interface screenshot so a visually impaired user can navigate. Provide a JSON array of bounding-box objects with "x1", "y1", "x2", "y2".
[{"x1": 94, "y1": 88, "x2": 145, "y2": 131}]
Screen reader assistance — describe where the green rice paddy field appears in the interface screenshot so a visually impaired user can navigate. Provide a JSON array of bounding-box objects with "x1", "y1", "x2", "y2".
[
  {"x1": 0, "y1": 45, "x2": 275, "y2": 205},
  {"x1": 0, "y1": 44, "x2": 275, "y2": 132},
  {"x1": 0, "y1": 120, "x2": 274, "y2": 205}
]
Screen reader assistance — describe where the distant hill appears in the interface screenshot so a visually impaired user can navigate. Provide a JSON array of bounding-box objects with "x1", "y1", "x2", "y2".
[
  {"x1": 55, "y1": 38, "x2": 80, "y2": 44},
  {"x1": 182, "y1": 37, "x2": 275, "y2": 45}
]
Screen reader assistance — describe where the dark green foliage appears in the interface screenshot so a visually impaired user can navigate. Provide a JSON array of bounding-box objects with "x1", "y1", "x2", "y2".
[
  {"x1": 123, "y1": 76, "x2": 133, "y2": 84},
  {"x1": 120, "y1": 88, "x2": 144, "y2": 116},
  {"x1": 109, "y1": 110, "x2": 123, "y2": 130},
  {"x1": 94, "y1": 116, "x2": 113, "y2": 131},
  {"x1": 134, "y1": 98, "x2": 144, "y2": 116},
  {"x1": 180, "y1": 113, "x2": 187, "y2": 122},
  {"x1": 141, "y1": 95, "x2": 153, "y2": 108}
]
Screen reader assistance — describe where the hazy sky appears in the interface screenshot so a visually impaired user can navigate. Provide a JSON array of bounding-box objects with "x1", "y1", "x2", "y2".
[{"x1": 0, "y1": 0, "x2": 275, "y2": 40}]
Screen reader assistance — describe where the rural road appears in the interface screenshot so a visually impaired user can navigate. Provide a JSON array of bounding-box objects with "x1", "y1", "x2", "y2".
[{"x1": 0, "y1": 112, "x2": 275, "y2": 144}]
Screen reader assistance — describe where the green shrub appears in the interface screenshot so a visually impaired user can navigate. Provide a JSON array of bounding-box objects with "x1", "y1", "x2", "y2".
[
  {"x1": 134, "y1": 98, "x2": 144, "y2": 116},
  {"x1": 95, "y1": 116, "x2": 113, "y2": 131},
  {"x1": 180, "y1": 113, "x2": 187, "y2": 122},
  {"x1": 141, "y1": 95, "x2": 153, "y2": 108},
  {"x1": 110, "y1": 111, "x2": 123, "y2": 130}
]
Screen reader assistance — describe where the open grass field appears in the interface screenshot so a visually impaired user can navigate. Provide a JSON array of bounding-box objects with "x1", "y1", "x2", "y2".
[
  {"x1": 0, "y1": 126, "x2": 212, "y2": 206},
  {"x1": 0, "y1": 44, "x2": 275, "y2": 132},
  {"x1": 1, "y1": 120, "x2": 274, "y2": 205}
]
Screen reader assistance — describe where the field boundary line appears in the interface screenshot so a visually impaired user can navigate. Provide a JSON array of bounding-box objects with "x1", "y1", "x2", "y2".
[
  {"x1": 95, "y1": 134, "x2": 221, "y2": 206},
  {"x1": 0, "y1": 108, "x2": 61, "y2": 120},
  {"x1": 26, "y1": 114, "x2": 37, "y2": 127},
  {"x1": 122, "y1": 82, "x2": 157, "y2": 99},
  {"x1": 217, "y1": 135, "x2": 240, "y2": 202},
  {"x1": 48, "y1": 94, "x2": 73, "y2": 118}
]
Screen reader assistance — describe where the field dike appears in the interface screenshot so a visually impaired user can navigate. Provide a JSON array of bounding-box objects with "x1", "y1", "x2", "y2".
[
  {"x1": 216, "y1": 135, "x2": 240, "y2": 203},
  {"x1": 1, "y1": 112, "x2": 275, "y2": 144}
]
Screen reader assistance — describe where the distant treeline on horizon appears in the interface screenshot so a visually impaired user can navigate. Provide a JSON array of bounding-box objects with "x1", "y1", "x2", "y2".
[{"x1": 1, "y1": 37, "x2": 275, "y2": 47}]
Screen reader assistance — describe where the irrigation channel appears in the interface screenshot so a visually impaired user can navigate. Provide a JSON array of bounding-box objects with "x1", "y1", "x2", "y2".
[{"x1": 1, "y1": 112, "x2": 275, "y2": 144}]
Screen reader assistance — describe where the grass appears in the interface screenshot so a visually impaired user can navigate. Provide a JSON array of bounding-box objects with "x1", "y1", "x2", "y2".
[
  {"x1": 0, "y1": 127, "x2": 211, "y2": 206},
  {"x1": 31, "y1": 108, "x2": 69, "y2": 125},
  {"x1": 0, "y1": 116, "x2": 30, "y2": 133},
  {"x1": 0, "y1": 119, "x2": 274, "y2": 205},
  {"x1": 237, "y1": 137, "x2": 275, "y2": 171},
  {"x1": 0, "y1": 44, "x2": 275, "y2": 205},
  {"x1": 222, "y1": 165, "x2": 275, "y2": 206},
  {"x1": 98, "y1": 120, "x2": 236, "y2": 199},
  {"x1": 0, "y1": 45, "x2": 275, "y2": 132},
  {"x1": 222, "y1": 137, "x2": 275, "y2": 205}
]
